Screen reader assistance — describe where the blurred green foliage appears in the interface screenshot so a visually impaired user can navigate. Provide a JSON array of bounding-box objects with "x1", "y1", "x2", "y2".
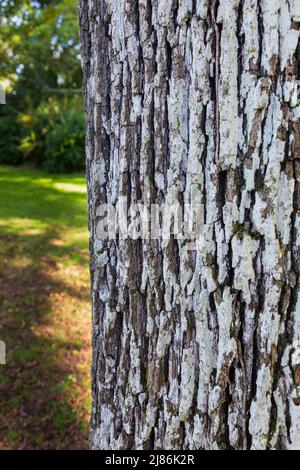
[{"x1": 0, "y1": 0, "x2": 85, "y2": 173}]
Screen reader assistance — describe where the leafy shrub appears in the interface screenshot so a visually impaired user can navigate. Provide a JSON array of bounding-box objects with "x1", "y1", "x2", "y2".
[
  {"x1": 0, "y1": 96, "x2": 85, "y2": 173},
  {"x1": 0, "y1": 107, "x2": 24, "y2": 165},
  {"x1": 43, "y1": 104, "x2": 85, "y2": 173}
]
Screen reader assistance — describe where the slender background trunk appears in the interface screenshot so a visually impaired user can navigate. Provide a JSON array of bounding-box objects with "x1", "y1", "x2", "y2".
[{"x1": 79, "y1": 0, "x2": 300, "y2": 450}]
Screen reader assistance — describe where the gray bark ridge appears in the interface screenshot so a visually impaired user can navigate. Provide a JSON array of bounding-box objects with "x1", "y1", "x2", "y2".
[{"x1": 79, "y1": 0, "x2": 300, "y2": 450}]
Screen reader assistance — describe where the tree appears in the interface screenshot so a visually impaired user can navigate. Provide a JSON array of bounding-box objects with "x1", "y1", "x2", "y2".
[
  {"x1": 0, "y1": 0, "x2": 84, "y2": 171},
  {"x1": 79, "y1": 0, "x2": 300, "y2": 450}
]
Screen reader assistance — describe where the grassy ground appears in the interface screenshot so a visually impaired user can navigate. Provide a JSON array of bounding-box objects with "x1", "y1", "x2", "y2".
[{"x1": 0, "y1": 165, "x2": 91, "y2": 449}]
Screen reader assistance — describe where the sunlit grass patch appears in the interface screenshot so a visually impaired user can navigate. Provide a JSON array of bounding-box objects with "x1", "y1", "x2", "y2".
[
  {"x1": 0, "y1": 165, "x2": 91, "y2": 450},
  {"x1": 52, "y1": 182, "x2": 87, "y2": 194}
]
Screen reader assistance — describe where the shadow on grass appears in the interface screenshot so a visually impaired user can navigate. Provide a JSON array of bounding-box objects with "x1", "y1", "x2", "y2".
[{"x1": 0, "y1": 166, "x2": 90, "y2": 449}]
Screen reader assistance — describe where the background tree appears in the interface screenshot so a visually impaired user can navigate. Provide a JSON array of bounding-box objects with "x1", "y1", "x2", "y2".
[
  {"x1": 79, "y1": 0, "x2": 300, "y2": 450},
  {"x1": 0, "y1": 0, "x2": 84, "y2": 172}
]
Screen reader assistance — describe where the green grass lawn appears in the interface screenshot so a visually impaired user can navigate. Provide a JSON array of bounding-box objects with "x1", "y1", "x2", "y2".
[{"x1": 0, "y1": 165, "x2": 91, "y2": 449}]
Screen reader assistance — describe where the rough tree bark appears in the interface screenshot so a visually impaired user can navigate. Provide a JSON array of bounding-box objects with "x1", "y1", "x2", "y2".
[{"x1": 79, "y1": 0, "x2": 300, "y2": 450}]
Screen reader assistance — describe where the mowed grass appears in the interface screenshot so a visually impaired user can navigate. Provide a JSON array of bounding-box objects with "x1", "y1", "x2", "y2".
[{"x1": 0, "y1": 165, "x2": 91, "y2": 449}]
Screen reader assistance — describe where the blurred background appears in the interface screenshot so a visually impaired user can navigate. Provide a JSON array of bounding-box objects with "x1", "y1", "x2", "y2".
[{"x1": 0, "y1": 0, "x2": 91, "y2": 449}]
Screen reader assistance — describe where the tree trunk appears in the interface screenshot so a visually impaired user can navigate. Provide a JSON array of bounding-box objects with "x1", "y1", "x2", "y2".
[{"x1": 79, "y1": 0, "x2": 300, "y2": 450}]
